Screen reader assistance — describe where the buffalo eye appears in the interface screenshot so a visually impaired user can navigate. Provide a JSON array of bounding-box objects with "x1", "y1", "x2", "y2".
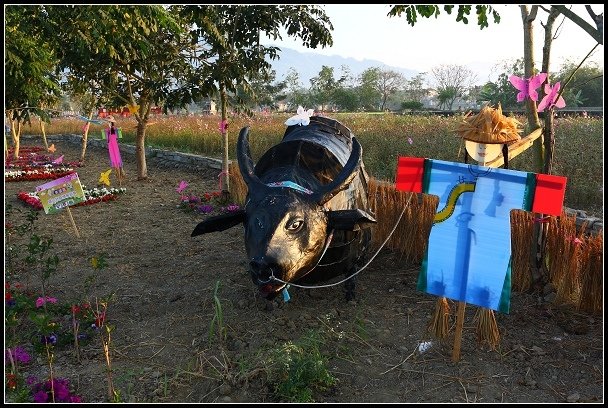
[{"x1": 285, "y1": 218, "x2": 304, "y2": 232}]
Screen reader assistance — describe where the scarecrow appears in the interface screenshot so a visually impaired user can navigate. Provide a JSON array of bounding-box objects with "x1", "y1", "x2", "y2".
[
  {"x1": 104, "y1": 115, "x2": 125, "y2": 185},
  {"x1": 396, "y1": 104, "x2": 567, "y2": 351}
]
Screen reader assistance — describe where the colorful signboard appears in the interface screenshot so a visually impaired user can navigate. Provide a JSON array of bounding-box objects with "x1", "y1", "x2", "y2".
[{"x1": 35, "y1": 172, "x2": 85, "y2": 215}]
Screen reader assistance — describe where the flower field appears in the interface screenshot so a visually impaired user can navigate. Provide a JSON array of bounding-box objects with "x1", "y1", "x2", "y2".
[{"x1": 21, "y1": 111, "x2": 603, "y2": 217}]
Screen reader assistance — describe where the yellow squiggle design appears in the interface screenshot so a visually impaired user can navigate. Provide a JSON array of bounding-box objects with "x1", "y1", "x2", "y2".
[{"x1": 434, "y1": 182, "x2": 476, "y2": 223}]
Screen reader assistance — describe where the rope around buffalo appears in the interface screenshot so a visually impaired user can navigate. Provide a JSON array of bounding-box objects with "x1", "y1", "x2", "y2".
[{"x1": 269, "y1": 193, "x2": 414, "y2": 290}]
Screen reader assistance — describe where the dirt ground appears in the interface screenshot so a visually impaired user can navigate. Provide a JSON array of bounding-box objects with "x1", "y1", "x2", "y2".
[{"x1": 4, "y1": 137, "x2": 604, "y2": 403}]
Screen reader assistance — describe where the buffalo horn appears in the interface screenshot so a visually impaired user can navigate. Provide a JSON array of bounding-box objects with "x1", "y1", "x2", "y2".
[
  {"x1": 313, "y1": 137, "x2": 362, "y2": 205},
  {"x1": 236, "y1": 126, "x2": 263, "y2": 188}
]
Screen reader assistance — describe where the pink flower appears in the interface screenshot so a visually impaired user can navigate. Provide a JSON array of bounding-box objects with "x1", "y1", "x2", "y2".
[
  {"x1": 35, "y1": 296, "x2": 58, "y2": 308},
  {"x1": 176, "y1": 180, "x2": 189, "y2": 194},
  {"x1": 218, "y1": 120, "x2": 228, "y2": 133}
]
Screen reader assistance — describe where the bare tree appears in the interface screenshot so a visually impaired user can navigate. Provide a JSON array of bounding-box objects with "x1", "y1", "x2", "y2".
[
  {"x1": 376, "y1": 69, "x2": 407, "y2": 111},
  {"x1": 430, "y1": 64, "x2": 478, "y2": 110}
]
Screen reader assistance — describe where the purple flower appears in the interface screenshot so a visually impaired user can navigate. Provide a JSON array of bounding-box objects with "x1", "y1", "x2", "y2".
[
  {"x1": 225, "y1": 204, "x2": 240, "y2": 212},
  {"x1": 6, "y1": 346, "x2": 31, "y2": 364},
  {"x1": 197, "y1": 204, "x2": 214, "y2": 214},
  {"x1": 33, "y1": 390, "x2": 49, "y2": 403},
  {"x1": 26, "y1": 375, "x2": 38, "y2": 385},
  {"x1": 53, "y1": 380, "x2": 70, "y2": 401},
  {"x1": 41, "y1": 334, "x2": 57, "y2": 345}
]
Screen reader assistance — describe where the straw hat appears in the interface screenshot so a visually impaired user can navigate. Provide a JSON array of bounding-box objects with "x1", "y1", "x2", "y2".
[
  {"x1": 456, "y1": 103, "x2": 522, "y2": 145},
  {"x1": 106, "y1": 115, "x2": 116, "y2": 122}
]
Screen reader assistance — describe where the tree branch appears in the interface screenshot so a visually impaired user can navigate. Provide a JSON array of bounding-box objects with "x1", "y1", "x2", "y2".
[{"x1": 551, "y1": 5, "x2": 603, "y2": 44}]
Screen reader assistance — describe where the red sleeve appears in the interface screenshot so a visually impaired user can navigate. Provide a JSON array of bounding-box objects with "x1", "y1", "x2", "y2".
[
  {"x1": 532, "y1": 174, "x2": 567, "y2": 215},
  {"x1": 395, "y1": 157, "x2": 425, "y2": 193}
]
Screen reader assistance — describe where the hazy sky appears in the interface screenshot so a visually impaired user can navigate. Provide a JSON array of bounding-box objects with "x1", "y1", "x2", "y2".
[{"x1": 261, "y1": 4, "x2": 604, "y2": 84}]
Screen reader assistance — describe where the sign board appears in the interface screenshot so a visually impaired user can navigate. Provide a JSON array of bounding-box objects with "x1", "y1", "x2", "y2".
[{"x1": 35, "y1": 172, "x2": 85, "y2": 215}]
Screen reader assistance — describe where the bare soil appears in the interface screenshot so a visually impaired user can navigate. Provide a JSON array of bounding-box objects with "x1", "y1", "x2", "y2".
[{"x1": 4, "y1": 137, "x2": 603, "y2": 403}]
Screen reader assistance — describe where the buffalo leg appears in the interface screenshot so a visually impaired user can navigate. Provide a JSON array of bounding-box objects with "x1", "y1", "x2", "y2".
[{"x1": 343, "y1": 269, "x2": 357, "y2": 301}]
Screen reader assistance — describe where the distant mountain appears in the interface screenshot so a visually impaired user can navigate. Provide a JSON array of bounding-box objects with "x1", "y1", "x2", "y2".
[{"x1": 266, "y1": 46, "x2": 418, "y2": 86}]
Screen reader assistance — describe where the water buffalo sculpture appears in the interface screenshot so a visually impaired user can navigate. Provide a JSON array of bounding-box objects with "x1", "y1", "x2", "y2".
[{"x1": 191, "y1": 115, "x2": 376, "y2": 301}]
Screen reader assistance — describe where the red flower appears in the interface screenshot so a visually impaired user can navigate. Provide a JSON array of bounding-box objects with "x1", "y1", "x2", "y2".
[{"x1": 6, "y1": 373, "x2": 17, "y2": 390}]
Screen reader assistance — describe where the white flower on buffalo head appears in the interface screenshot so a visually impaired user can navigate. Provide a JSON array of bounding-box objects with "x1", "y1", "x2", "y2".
[{"x1": 285, "y1": 106, "x2": 314, "y2": 127}]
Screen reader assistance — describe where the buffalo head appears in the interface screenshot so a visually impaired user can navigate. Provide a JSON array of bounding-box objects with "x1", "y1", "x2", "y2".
[{"x1": 192, "y1": 121, "x2": 376, "y2": 300}]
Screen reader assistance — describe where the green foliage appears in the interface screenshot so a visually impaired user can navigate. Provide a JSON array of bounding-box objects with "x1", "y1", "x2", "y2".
[
  {"x1": 555, "y1": 60, "x2": 603, "y2": 107},
  {"x1": 5, "y1": 5, "x2": 62, "y2": 124},
  {"x1": 208, "y1": 280, "x2": 226, "y2": 344},
  {"x1": 401, "y1": 101, "x2": 424, "y2": 110},
  {"x1": 388, "y1": 4, "x2": 500, "y2": 29},
  {"x1": 264, "y1": 330, "x2": 336, "y2": 402}
]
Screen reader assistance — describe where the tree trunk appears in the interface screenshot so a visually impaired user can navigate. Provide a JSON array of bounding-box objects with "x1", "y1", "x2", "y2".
[
  {"x1": 541, "y1": 8, "x2": 560, "y2": 176},
  {"x1": 80, "y1": 111, "x2": 94, "y2": 162},
  {"x1": 136, "y1": 120, "x2": 148, "y2": 180},
  {"x1": 520, "y1": 5, "x2": 543, "y2": 173},
  {"x1": 40, "y1": 119, "x2": 49, "y2": 151},
  {"x1": 532, "y1": 7, "x2": 559, "y2": 293},
  {"x1": 220, "y1": 82, "x2": 230, "y2": 196},
  {"x1": 11, "y1": 118, "x2": 21, "y2": 159}
]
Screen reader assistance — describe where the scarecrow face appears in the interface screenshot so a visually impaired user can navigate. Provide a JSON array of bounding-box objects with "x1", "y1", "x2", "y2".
[{"x1": 465, "y1": 140, "x2": 502, "y2": 165}]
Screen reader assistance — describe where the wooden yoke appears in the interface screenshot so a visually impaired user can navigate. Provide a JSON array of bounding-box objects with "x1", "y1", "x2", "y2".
[{"x1": 483, "y1": 127, "x2": 543, "y2": 168}]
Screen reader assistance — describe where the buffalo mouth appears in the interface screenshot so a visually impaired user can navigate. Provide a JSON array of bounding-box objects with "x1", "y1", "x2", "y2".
[{"x1": 258, "y1": 282, "x2": 286, "y2": 300}]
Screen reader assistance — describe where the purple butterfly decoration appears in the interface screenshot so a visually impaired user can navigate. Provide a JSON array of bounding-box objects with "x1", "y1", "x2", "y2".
[
  {"x1": 509, "y1": 73, "x2": 547, "y2": 102},
  {"x1": 52, "y1": 155, "x2": 64, "y2": 164},
  {"x1": 537, "y1": 82, "x2": 566, "y2": 112},
  {"x1": 176, "y1": 180, "x2": 189, "y2": 194}
]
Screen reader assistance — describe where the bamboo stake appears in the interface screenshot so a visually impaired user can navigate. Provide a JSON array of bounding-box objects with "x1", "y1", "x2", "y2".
[
  {"x1": 452, "y1": 301, "x2": 467, "y2": 362},
  {"x1": 66, "y1": 207, "x2": 80, "y2": 238}
]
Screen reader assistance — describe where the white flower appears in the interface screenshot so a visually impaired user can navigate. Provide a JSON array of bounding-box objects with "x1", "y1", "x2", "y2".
[{"x1": 285, "y1": 106, "x2": 314, "y2": 127}]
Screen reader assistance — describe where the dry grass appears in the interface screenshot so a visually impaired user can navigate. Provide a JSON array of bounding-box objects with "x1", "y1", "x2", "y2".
[
  {"x1": 368, "y1": 178, "x2": 437, "y2": 263},
  {"x1": 510, "y1": 210, "x2": 535, "y2": 292}
]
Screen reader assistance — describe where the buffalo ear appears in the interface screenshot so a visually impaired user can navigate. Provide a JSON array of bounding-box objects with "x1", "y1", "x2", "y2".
[
  {"x1": 191, "y1": 210, "x2": 245, "y2": 236},
  {"x1": 327, "y1": 209, "x2": 377, "y2": 231}
]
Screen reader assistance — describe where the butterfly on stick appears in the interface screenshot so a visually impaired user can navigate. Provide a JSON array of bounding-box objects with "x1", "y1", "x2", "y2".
[
  {"x1": 537, "y1": 82, "x2": 566, "y2": 112},
  {"x1": 508, "y1": 73, "x2": 547, "y2": 102},
  {"x1": 99, "y1": 169, "x2": 112, "y2": 186}
]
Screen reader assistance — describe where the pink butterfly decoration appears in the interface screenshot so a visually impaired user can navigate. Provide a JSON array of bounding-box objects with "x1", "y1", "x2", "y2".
[
  {"x1": 509, "y1": 73, "x2": 547, "y2": 102},
  {"x1": 176, "y1": 180, "x2": 189, "y2": 194},
  {"x1": 52, "y1": 155, "x2": 64, "y2": 164},
  {"x1": 537, "y1": 82, "x2": 566, "y2": 112}
]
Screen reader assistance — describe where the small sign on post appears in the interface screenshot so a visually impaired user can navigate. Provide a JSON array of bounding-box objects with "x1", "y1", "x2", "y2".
[{"x1": 35, "y1": 172, "x2": 85, "y2": 237}]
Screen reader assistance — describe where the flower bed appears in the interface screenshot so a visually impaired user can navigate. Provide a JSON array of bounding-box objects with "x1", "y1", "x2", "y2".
[
  {"x1": 5, "y1": 165, "x2": 77, "y2": 182},
  {"x1": 17, "y1": 186, "x2": 127, "y2": 211},
  {"x1": 5, "y1": 147, "x2": 82, "y2": 182}
]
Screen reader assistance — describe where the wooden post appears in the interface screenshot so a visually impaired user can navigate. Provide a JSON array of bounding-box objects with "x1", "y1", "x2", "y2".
[
  {"x1": 66, "y1": 207, "x2": 80, "y2": 238},
  {"x1": 452, "y1": 301, "x2": 467, "y2": 362}
]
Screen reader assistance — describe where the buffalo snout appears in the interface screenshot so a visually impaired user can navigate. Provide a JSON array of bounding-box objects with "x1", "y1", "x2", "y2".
[{"x1": 249, "y1": 258, "x2": 280, "y2": 285}]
